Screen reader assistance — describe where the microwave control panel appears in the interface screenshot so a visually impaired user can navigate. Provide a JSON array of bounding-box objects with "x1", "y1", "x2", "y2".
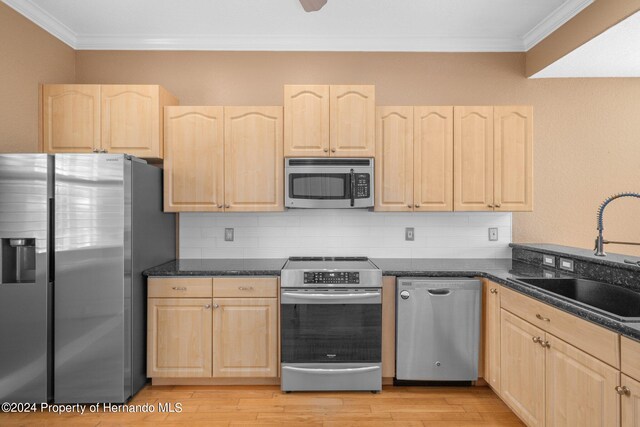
[
  {"x1": 304, "y1": 272, "x2": 360, "y2": 284},
  {"x1": 354, "y1": 174, "x2": 370, "y2": 199}
]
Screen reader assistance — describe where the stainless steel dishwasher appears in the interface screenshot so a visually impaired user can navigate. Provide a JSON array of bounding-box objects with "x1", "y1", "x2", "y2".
[{"x1": 396, "y1": 278, "x2": 481, "y2": 381}]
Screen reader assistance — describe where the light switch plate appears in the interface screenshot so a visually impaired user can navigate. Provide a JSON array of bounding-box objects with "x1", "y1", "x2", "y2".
[
  {"x1": 224, "y1": 228, "x2": 234, "y2": 242},
  {"x1": 543, "y1": 254, "x2": 556, "y2": 267},
  {"x1": 559, "y1": 258, "x2": 574, "y2": 272},
  {"x1": 488, "y1": 228, "x2": 499, "y2": 241},
  {"x1": 405, "y1": 227, "x2": 414, "y2": 241}
]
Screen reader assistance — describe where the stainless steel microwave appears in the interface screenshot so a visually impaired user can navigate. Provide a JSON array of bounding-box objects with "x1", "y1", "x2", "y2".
[{"x1": 285, "y1": 158, "x2": 374, "y2": 209}]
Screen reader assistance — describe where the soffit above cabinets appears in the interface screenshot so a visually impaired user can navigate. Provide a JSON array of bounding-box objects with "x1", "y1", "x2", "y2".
[
  {"x1": 2, "y1": 0, "x2": 592, "y2": 52},
  {"x1": 532, "y1": 10, "x2": 640, "y2": 78}
]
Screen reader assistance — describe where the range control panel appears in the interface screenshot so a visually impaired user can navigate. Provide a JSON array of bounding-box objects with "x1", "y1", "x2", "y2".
[
  {"x1": 354, "y1": 174, "x2": 370, "y2": 199},
  {"x1": 304, "y1": 271, "x2": 360, "y2": 284}
]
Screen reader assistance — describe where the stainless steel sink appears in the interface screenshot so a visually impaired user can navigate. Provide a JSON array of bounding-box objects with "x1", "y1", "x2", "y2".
[{"x1": 515, "y1": 278, "x2": 640, "y2": 322}]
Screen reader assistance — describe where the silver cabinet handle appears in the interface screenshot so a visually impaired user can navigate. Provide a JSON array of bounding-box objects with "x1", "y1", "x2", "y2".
[
  {"x1": 212, "y1": 303, "x2": 219, "y2": 309},
  {"x1": 414, "y1": 204, "x2": 420, "y2": 208},
  {"x1": 204, "y1": 304, "x2": 211, "y2": 309},
  {"x1": 490, "y1": 288, "x2": 498, "y2": 294},
  {"x1": 282, "y1": 365, "x2": 380, "y2": 375},
  {"x1": 407, "y1": 204, "x2": 412, "y2": 208},
  {"x1": 532, "y1": 336, "x2": 542, "y2": 344},
  {"x1": 487, "y1": 204, "x2": 494, "y2": 208},
  {"x1": 536, "y1": 313, "x2": 551, "y2": 322},
  {"x1": 218, "y1": 204, "x2": 223, "y2": 209},
  {"x1": 238, "y1": 286, "x2": 254, "y2": 291},
  {"x1": 331, "y1": 148, "x2": 336, "y2": 152},
  {"x1": 225, "y1": 204, "x2": 230, "y2": 208},
  {"x1": 172, "y1": 287, "x2": 187, "y2": 291},
  {"x1": 540, "y1": 340, "x2": 550, "y2": 349},
  {"x1": 495, "y1": 203, "x2": 501, "y2": 208},
  {"x1": 616, "y1": 386, "x2": 631, "y2": 396},
  {"x1": 92, "y1": 149, "x2": 99, "y2": 153},
  {"x1": 323, "y1": 148, "x2": 329, "y2": 152}
]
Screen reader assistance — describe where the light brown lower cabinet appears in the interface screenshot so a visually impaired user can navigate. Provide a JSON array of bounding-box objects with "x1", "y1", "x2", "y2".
[
  {"x1": 483, "y1": 281, "x2": 501, "y2": 392},
  {"x1": 500, "y1": 308, "x2": 620, "y2": 427},
  {"x1": 147, "y1": 277, "x2": 278, "y2": 380},
  {"x1": 147, "y1": 297, "x2": 213, "y2": 378},
  {"x1": 212, "y1": 298, "x2": 278, "y2": 378},
  {"x1": 622, "y1": 374, "x2": 640, "y2": 427}
]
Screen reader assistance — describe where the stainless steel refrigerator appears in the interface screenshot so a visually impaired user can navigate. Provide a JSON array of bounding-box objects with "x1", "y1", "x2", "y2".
[{"x1": 0, "y1": 154, "x2": 175, "y2": 403}]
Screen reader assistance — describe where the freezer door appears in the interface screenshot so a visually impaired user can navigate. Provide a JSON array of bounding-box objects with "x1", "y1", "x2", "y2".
[
  {"x1": 0, "y1": 154, "x2": 52, "y2": 403},
  {"x1": 54, "y1": 154, "x2": 130, "y2": 403},
  {"x1": 396, "y1": 278, "x2": 481, "y2": 381}
]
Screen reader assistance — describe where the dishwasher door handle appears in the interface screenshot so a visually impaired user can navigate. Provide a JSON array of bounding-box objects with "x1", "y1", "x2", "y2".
[{"x1": 427, "y1": 289, "x2": 452, "y2": 296}]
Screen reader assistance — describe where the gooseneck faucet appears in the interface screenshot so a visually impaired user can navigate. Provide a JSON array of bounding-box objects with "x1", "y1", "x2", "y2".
[{"x1": 594, "y1": 192, "x2": 640, "y2": 256}]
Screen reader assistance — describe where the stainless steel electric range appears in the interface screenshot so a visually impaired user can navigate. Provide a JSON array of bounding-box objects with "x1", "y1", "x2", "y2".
[{"x1": 280, "y1": 257, "x2": 383, "y2": 392}]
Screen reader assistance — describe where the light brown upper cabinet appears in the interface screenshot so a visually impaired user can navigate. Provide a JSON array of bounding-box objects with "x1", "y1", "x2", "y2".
[
  {"x1": 284, "y1": 85, "x2": 375, "y2": 157},
  {"x1": 41, "y1": 84, "x2": 178, "y2": 159},
  {"x1": 224, "y1": 106, "x2": 284, "y2": 212},
  {"x1": 42, "y1": 84, "x2": 101, "y2": 154},
  {"x1": 284, "y1": 85, "x2": 330, "y2": 157},
  {"x1": 454, "y1": 106, "x2": 533, "y2": 212},
  {"x1": 375, "y1": 106, "x2": 453, "y2": 212},
  {"x1": 375, "y1": 107, "x2": 414, "y2": 211},
  {"x1": 494, "y1": 106, "x2": 533, "y2": 211},
  {"x1": 164, "y1": 106, "x2": 224, "y2": 212}
]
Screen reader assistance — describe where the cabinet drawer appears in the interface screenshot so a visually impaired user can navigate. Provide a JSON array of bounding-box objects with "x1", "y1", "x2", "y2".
[
  {"x1": 622, "y1": 336, "x2": 640, "y2": 382},
  {"x1": 148, "y1": 278, "x2": 213, "y2": 298},
  {"x1": 500, "y1": 286, "x2": 619, "y2": 368},
  {"x1": 213, "y1": 277, "x2": 278, "y2": 298}
]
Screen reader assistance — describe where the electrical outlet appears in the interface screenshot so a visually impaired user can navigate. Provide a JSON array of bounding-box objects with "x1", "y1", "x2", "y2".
[
  {"x1": 224, "y1": 228, "x2": 234, "y2": 242},
  {"x1": 405, "y1": 227, "x2": 414, "y2": 241},
  {"x1": 488, "y1": 227, "x2": 499, "y2": 241}
]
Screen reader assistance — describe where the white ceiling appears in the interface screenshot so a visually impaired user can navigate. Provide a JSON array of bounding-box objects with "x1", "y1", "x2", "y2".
[
  {"x1": 3, "y1": 0, "x2": 593, "y2": 52},
  {"x1": 532, "y1": 11, "x2": 640, "y2": 78}
]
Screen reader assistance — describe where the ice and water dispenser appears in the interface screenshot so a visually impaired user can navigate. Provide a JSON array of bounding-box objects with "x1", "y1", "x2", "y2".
[{"x1": 0, "y1": 238, "x2": 36, "y2": 284}]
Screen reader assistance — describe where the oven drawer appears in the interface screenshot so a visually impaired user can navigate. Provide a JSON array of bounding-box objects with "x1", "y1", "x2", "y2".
[{"x1": 281, "y1": 363, "x2": 381, "y2": 391}]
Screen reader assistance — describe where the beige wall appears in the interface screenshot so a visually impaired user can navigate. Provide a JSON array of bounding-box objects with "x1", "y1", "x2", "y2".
[
  {"x1": 74, "y1": 50, "x2": 640, "y2": 255},
  {"x1": 0, "y1": 3, "x2": 75, "y2": 152}
]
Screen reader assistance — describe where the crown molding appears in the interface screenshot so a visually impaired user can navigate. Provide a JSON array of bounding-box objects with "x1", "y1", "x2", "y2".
[
  {"x1": 523, "y1": 0, "x2": 594, "y2": 50},
  {"x1": 74, "y1": 34, "x2": 524, "y2": 52},
  {"x1": 2, "y1": 0, "x2": 77, "y2": 47}
]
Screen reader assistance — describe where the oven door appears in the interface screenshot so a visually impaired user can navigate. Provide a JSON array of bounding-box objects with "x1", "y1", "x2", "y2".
[
  {"x1": 280, "y1": 288, "x2": 382, "y2": 364},
  {"x1": 285, "y1": 158, "x2": 374, "y2": 208}
]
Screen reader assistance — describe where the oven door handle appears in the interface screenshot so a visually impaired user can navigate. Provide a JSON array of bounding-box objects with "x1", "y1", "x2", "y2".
[
  {"x1": 282, "y1": 365, "x2": 380, "y2": 375},
  {"x1": 282, "y1": 292, "x2": 381, "y2": 300}
]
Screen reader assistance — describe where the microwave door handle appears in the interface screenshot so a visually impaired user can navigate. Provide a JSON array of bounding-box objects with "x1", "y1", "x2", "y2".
[{"x1": 350, "y1": 169, "x2": 355, "y2": 207}]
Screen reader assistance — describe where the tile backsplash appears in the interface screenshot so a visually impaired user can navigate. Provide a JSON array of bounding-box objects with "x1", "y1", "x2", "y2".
[{"x1": 179, "y1": 210, "x2": 512, "y2": 259}]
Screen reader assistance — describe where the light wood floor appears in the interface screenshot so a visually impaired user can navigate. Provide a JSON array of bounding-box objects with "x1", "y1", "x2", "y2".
[{"x1": 0, "y1": 385, "x2": 524, "y2": 426}]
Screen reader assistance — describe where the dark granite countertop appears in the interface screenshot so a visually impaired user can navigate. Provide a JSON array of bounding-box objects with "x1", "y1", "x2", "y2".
[
  {"x1": 144, "y1": 258, "x2": 287, "y2": 277},
  {"x1": 372, "y1": 257, "x2": 640, "y2": 341},
  {"x1": 510, "y1": 243, "x2": 640, "y2": 272}
]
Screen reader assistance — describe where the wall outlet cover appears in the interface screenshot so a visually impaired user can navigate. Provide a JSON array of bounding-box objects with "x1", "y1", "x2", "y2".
[
  {"x1": 224, "y1": 228, "x2": 234, "y2": 242},
  {"x1": 405, "y1": 227, "x2": 414, "y2": 241},
  {"x1": 488, "y1": 227, "x2": 499, "y2": 241}
]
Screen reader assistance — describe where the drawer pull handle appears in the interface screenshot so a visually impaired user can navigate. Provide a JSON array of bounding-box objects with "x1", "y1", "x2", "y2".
[
  {"x1": 536, "y1": 313, "x2": 550, "y2": 322},
  {"x1": 172, "y1": 287, "x2": 187, "y2": 291},
  {"x1": 490, "y1": 288, "x2": 498, "y2": 294},
  {"x1": 532, "y1": 336, "x2": 542, "y2": 344},
  {"x1": 616, "y1": 386, "x2": 631, "y2": 396},
  {"x1": 238, "y1": 286, "x2": 254, "y2": 291}
]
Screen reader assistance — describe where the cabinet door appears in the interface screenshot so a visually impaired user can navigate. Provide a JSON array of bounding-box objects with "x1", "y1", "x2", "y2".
[
  {"x1": 622, "y1": 374, "x2": 640, "y2": 427},
  {"x1": 484, "y1": 282, "x2": 501, "y2": 393},
  {"x1": 329, "y1": 85, "x2": 375, "y2": 157},
  {"x1": 546, "y1": 336, "x2": 619, "y2": 427},
  {"x1": 375, "y1": 107, "x2": 413, "y2": 211},
  {"x1": 164, "y1": 106, "x2": 224, "y2": 212},
  {"x1": 494, "y1": 106, "x2": 533, "y2": 212},
  {"x1": 147, "y1": 298, "x2": 212, "y2": 378},
  {"x1": 102, "y1": 85, "x2": 178, "y2": 159},
  {"x1": 414, "y1": 106, "x2": 454, "y2": 211},
  {"x1": 224, "y1": 106, "x2": 284, "y2": 212},
  {"x1": 454, "y1": 106, "x2": 494, "y2": 211},
  {"x1": 284, "y1": 85, "x2": 329, "y2": 157},
  {"x1": 212, "y1": 298, "x2": 278, "y2": 378},
  {"x1": 42, "y1": 84, "x2": 101, "y2": 153},
  {"x1": 500, "y1": 309, "x2": 545, "y2": 427}
]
